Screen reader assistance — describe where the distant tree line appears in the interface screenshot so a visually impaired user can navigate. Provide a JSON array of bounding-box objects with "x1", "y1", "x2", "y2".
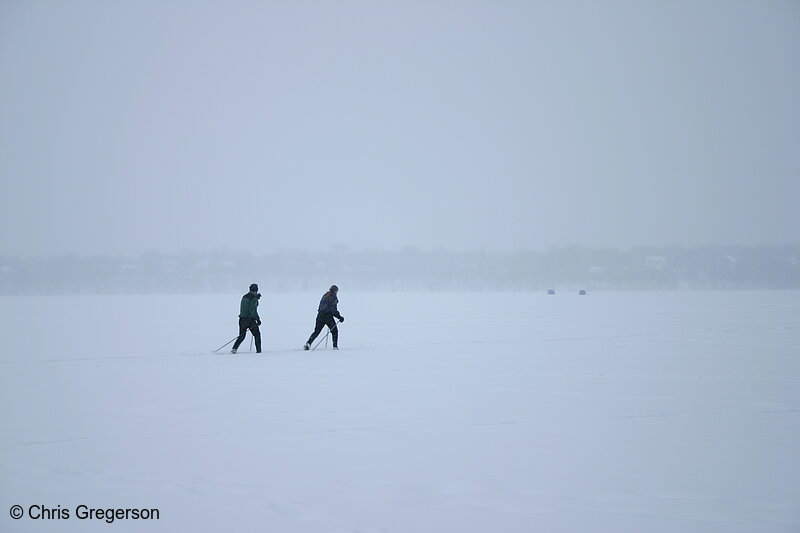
[{"x1": 0, "y1": 245, "x2": 798, "y2": 294}]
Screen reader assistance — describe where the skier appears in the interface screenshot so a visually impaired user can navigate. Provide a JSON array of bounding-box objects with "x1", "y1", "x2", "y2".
[
  {"x1": 304, "y1": 285, "x2": 344, "y2": 350},
  {"x1": 232, "y1": 283, "x2": 261, "y2": 354}
]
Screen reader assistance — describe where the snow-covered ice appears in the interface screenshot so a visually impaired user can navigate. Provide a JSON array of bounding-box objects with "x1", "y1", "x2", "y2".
[{"x1": 1, "y1": 290, "x2": 799, "y2": 532}]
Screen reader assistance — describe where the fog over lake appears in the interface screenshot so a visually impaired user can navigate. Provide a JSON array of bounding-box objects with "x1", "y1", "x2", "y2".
[{"x1": 1, "y1": 1, "x2": 798, "y2": 260}]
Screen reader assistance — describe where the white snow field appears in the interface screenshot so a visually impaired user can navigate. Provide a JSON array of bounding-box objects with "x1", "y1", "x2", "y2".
[{"x1": 1, "y1": 290, "x2": 799, "y2": 533}]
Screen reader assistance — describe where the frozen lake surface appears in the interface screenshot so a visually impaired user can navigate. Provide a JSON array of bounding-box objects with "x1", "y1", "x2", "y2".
[{"x1": 1, "y1": 291, "x2": 799, "y2": 532}]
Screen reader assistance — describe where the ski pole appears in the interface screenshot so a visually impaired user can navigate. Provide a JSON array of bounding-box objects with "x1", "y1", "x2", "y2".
[
  {"x1": 213, "y1": 335, "x2": 239, "y2": 353},
  {"x1": 312, "y1": 320, "x2": 342, "y2": 351}
]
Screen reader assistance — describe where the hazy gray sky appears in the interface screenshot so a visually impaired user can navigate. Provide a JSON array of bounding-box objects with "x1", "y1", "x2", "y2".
[{"x1": 1, "y1": 0, "x2": 798, "y2": 256}]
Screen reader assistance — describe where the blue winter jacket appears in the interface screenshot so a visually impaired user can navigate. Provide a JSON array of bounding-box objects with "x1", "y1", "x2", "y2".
[{"x1": 318, "y1": 292, "x2": 342, "y2": 318}]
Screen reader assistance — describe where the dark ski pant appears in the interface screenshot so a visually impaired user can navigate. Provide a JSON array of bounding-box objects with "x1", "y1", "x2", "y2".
[
  {"x1": 307, "y1": 312, "x2": 338, "y2": 347},
  {"x1": 233, "y1": 317, "x2": 261, "y2": 352}
]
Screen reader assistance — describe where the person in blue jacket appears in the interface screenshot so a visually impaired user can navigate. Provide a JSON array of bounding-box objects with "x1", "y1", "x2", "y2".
[{"x1": 304, "y1": 285, "x2": 344, "y2": 350}]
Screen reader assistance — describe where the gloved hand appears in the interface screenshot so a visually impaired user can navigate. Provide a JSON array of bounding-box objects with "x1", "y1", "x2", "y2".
[
  {"x1": 338, "y1": 316, "x2": 345, "y2": 323},
  {"x1": 255, "y1": 319, "x2": 262, "y2": 326}
]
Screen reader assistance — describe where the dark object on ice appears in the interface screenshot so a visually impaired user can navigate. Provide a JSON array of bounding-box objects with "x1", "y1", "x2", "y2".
[
  {"x1": 233, "y1": 284, "x2": 262, "y2": 353},
  {"x1": 306, "y1": 285, "x2": 344, "y2": 350},
  {"x1": 579, "y1": 290, "x2": 587, "y2": 295},
  {"x1": 547, "y1": 289, "x2": 556, "y2": 295}
]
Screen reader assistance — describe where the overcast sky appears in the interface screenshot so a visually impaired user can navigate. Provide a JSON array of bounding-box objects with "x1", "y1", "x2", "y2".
[{"x1": 1, "y1": 0, "x2": 798, "y2": 256}]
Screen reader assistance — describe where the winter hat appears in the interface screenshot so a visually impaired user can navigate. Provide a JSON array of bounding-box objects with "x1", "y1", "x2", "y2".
[
  {"x1": 249, "y1": 283, "x2": 259, "y2": 292},
  {"x1": 329, "y1": 285, "x2": 339, "y2": 293}
]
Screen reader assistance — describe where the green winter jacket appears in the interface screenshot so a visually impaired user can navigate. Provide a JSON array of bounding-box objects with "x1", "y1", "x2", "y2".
[{"x1": 239, "y1": 292, "x2": 260, "y2": 320}]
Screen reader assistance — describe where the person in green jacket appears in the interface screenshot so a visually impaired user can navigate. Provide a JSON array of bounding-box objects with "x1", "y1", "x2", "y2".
[{"x1": 232, "y1": 283, "x2": 261, "y2": 354}]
